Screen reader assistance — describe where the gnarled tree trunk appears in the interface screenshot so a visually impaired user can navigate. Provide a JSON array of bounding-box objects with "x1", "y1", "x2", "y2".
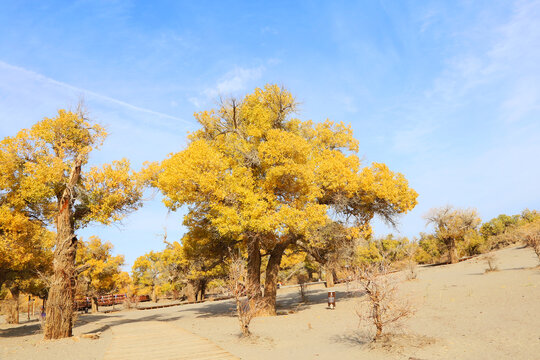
[
  {"x1": 261, "y1": 242, "x2": 288, "y2": 315},
  {"x1": 196, "y1": 279, "x2": 207, "y2": 302},
  {"x1": 185, "y1": 282, "x2": 196, "y2": 302},
  {"x1": 91, "y1": 297, "x2": 99, "y2": 313},
  {"x1": 246, "y1": 234, "x2": 262, "y2": 302},
  {"x1": 449, "y1": 238, "x2": 459, "y2": 264},
  {"x1": 44, "y1": 157, "x2": 82, "y2": 339}
]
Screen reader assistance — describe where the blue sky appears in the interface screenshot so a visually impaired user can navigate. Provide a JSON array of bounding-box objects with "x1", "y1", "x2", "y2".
[{"x1": 1, "y1": 0, "x2": 539, "y2": 269}]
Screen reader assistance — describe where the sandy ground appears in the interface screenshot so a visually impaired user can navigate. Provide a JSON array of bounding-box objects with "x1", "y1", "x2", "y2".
[{"x1": 1, "y1": 245, "x2": 539, "y2": 360}]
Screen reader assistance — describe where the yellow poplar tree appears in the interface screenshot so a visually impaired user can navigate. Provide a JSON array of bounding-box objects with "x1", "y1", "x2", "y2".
[
  {"x1": 0, "y1": 206, "x2": 54, "y2": 323},
  {"x1": 299, "y1": 221, "x2": 355, "y2": 287},
  {"x1": 179, "y1": 215, "x2": 232, "y2": 301},
  {"x1": 159, "y1": 241, "x2": 186, "y2": 299},
  {"x1": 75, "y1": 236, "x2": 125, "y2": 312},
  {"x1": 151, "y1": 85, "x2": 418, "y2": 314},
  {"x1": 425, "y1": 206, "x2": 481, "y2": 263},
  {"x1": 0, "y1": 108, "x2": 143, "y2": 338},
  {"x1": 132, "y1": 251, "x2": 162, "y2": 302}
]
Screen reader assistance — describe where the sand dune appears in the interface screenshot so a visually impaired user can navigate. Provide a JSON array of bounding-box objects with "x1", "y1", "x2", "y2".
[{"x1": 1, "y1": 245, "x2": 539, "y2": 360}]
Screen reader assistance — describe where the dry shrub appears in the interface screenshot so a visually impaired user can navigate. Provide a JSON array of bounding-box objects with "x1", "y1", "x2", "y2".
[
  {"x1": 227, "y1": 257, "x2": 264, "y2": 337},
  {"x1": 483, "y1": 253, "x2": 498, "y2": 272},
  {"x1": 1, "y1": 298, "x2": 19, "y2": 324},
  {"x1": 298, "y1": 282, "x2": 308, "y2": 304},
  {"x1": 490, "y1": 231, "x2": 521, "y2": 249},
  {"x1": 489, "y1": 218, "x2": 540, "y2": 253},
  {"x1": 123, "y1": 295, "x2": 135, "y2": 309},
  {"x1": 405, "y1": 260, "x2": 417, "y2": 281},
  {"x1": 1, "y1": 290, "x2": 21, "y2": 324},
  {"x1": 297, "y1": 273, "x2": 309, "y2": 303},
  {"x1": 354, "y1": 262, "x2": 414, "y2": 342},
  {"x1": 523, "y1": 225, "x2": 540, "y2": 262}
]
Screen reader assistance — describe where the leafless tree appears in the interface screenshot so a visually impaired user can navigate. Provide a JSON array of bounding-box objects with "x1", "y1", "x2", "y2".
[
  {"x1": 354, "y1": 262, "x2": 414, "y2": 341},
  {"x1": 227, "y1": 257, "x2": 265, "y2": 337}
]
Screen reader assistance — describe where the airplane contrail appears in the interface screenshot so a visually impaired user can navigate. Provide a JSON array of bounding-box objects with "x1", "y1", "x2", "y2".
[{"x1": 0, "y1": 60, "x2": 194, "y2": 126}]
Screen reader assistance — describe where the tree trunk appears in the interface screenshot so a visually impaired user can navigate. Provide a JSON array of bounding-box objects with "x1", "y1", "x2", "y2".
[
  {"x1": 91, "y1": 297, "x2": 99, "y2": 313},
  {"x1": 367, "y1": 288, "x2": 384, "y2": 341},
  {"x1": 151, "y1": 286, "x2": 157, "y2": 303},
  {"x1": 325, "y1": 265, "x2": 335, "y2": 288},
  {"x1": 261, "y1": 242, "x2": 288, "y2": 315},
  {"x1": 44, "y1": 232, "x2": 78, "y2": 338},
  {"x1": 449, "y1": 238, "x2": 459, "y2": 264},
  {"x1": 307, "y1": 268, "x2": 314, "y2": 281},
  {"x1": 185, "y1": 282, "x2": 196, "y2": 302},
  {"x1": 7, "y1": 287, "x2": 20, "y2": 324},
  {"x1": 373, "y1": 302, "x2": 383, "y2": 341},
  {"x1": 44, "y1": 157, "x2": 82, "y2": 340},
  {"x1": 246, "y1": 234, "x2": 262, "y2": 301},
  {"x1": 196, "y1": 279, "x2": 207, "y2": 302}
]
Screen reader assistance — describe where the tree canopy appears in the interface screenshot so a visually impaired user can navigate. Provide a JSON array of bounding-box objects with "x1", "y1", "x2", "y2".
[{"x1": 149, "y1": 84, "x2": 418, "y2": 313}]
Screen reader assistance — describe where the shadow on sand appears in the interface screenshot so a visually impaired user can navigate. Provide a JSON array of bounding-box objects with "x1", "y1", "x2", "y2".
[
  {"x1": 186, "y1": 285, "x2": 360, "y2": 319},
  {"x1": 1, "y1": 284, "x2": 363, "y2": 339},
  {"x1": 0, "y1": 321, "x2": 42, "y2": 338},
  {"x1": 0, "y1": 311, "x2": 186, "y2": 338}
]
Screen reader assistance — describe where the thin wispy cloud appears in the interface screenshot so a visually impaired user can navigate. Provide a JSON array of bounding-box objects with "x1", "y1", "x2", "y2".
[
  {"x1": 390, "y1": 0, "x2": 540, "y2": 154},
  {"x1": 189, "y1": 65, "x2": 265, "y2": 108},
  {"x1": 1, "y1": 0, "x2": 537, "y2": 264},
  {"x1": 419, "y1": 8, "x2": 440, "y2": 33},
  {"x1": 0, "y1": 60, "x2": 193, "y2": 126}
]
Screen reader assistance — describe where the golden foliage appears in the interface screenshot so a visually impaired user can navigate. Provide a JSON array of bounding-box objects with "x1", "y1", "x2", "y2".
[
  {"x1": 75, "y1": 236, "x2": 125, "y2": 297},
  {"x1": 0, "y1": 109, "x2": 143, "y2": 228},
  {"x1": 0, "y1": 206, "x2": 54, "y2": 277},
  {"x1": 147, "y1": 84, "x2": 418, "y2": 310},
  {"x1": 152, "y1": 84, "x2": 417, "y2": 247}
]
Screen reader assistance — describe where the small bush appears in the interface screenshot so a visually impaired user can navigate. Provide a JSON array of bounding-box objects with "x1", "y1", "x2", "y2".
[
  {"x1": 413, "y1": 233, "x2": 443, "y2": 264},
  {"x1": 460, "y1": 231, "x2": 487, "y2": 256},
  {"x1": 483, "y1": 253, "x2": 498, "y2": 273},
  {"x1": 405, "y1": 260, "x2": 417, "y2": 280}
]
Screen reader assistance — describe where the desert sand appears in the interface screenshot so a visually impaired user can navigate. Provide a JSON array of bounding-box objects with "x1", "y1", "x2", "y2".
[{"x1": 1, "y1": 245, "x2": 539, "y2": 360}]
